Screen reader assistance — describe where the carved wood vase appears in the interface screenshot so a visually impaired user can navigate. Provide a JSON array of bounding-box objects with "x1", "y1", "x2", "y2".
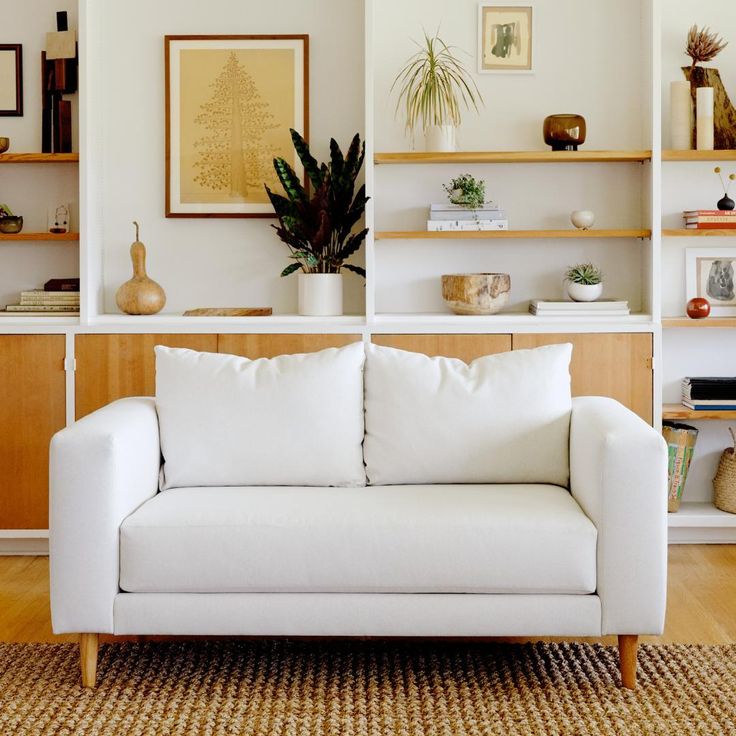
[
  {"x1": 115, "y1": 221, "x2": 166, "y2": 315},
  {"x1": 683, "y1": 66, "x2": 736, "y2": 149}
]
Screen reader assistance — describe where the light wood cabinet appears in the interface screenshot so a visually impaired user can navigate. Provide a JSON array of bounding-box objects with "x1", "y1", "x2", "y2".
[
  {"x1": 370, "y1": 334, "x2": 512, "y2": 361},
  {"x1": 218, "y1": 334, "x2": 362, "y2": 358},
  {"x1": 75, "y1": 334, "x2": 217, "y2": 418},
  {"x1": 512, "y1": 333, "x2": 653, "y2": 423},
  {"x1": 0, "y1": 335, "x2": 66, "y2": 529}
]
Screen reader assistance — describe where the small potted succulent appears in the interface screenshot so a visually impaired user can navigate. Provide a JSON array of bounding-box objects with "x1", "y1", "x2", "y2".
[
  {"x1": 443, "y1": 174, "x2": 486, "y2": 209},
  {"x1": 564, "y1": 262, "x2": 603, "y2": 302}
]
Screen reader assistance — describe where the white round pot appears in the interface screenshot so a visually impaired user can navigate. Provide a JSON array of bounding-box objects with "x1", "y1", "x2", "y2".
[
  {"x1": 425, "y1": 125, "x2": 456, "y2": 152},
  {"x1": 566, "y1": 282, "x2": 603, "y2": 302},
  {"x1": 298, "y1": 273, "x2": 343, "y2": 316},
  {"x1": 570, "y1": 210, "x2": 596, "y2": 230}
]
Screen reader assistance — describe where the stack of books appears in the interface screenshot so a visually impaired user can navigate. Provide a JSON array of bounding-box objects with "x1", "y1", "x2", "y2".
[
  {"x1": 683, "y1": 210, "x2": 736, "y2": 229},
  {"x1": 681, "y1": 377, "x2": 736, "y2": 410},
  {"x1": 2, "y1": 282, "x2": 80, "y2": 317},
  {"x1": 427, "y1": 203, "x2": 508, "y2": 232},
  {"x1": 529, "y1": 299, "x2": 630, "y2": 317}
]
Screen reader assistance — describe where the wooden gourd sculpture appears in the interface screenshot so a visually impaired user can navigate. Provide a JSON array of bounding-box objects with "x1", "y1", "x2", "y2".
[{"x1": 115, "y1": 221, "x2": 166, "y2": 315}]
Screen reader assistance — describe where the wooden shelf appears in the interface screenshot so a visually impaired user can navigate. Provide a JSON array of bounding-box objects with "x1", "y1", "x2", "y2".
[
  {"x1": 0, "y1": 153, "x2": 78, "y2": 163},
  {"x1": 663, "y1": 317, "x2": 736, "y2": 328},
  {"x1": 0, "y1": 232, "x2": 79, "y2": 241},
  {"x1": 375, "y1": 229, "x2": 650, "y2": 240},
  {"x1": 663, "y1": 403, "x2": 736, "y2": 420},
  {"x1": 375, "y1": 150, "x2": 651, "y2": 165},
  {"x1": 663, "y1": 228, "x2": 736, "y2": 237},
  {"x1": 662, "y1": 150, "x2": 736, "y2": 162}
]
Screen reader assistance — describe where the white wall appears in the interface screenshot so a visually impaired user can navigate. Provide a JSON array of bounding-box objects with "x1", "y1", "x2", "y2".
[
  {"x1": 91, "y1": 0, "x2": 365, "y2": 316},
  {"x1": 372, "y1": 0, "x2": 651, "y2": 314},
  {"x1": 661, "y1": 0, "x2": 736, "y2": 505},
  {"x1": 0, "y1": 0, "x2": 79, "y2": 307}
]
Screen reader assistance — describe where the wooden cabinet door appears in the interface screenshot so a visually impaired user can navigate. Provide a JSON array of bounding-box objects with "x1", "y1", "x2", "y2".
[
  {"x1": 512, "y1": 333, "x2": 653, "y2": 423},
  {"x1": 75, "y1": 334, "x2": 217, "y2": 418},
  {"x1": 371, "y1": 334, "x2": 512, "y2": 362},
  {"x1": 218, "y1": 334, "x2": 362, "y2": 358},
  {"x1": 0, "y1": 335, "x2": 66, "y2": 529}
]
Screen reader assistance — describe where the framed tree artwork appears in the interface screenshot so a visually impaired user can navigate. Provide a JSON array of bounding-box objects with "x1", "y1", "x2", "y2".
[
  {"x1": 0, "y1": 45, "x2": 23, "y2": 116},
  {"x1": 165, "y1": 35, "x2": 309, "y2": 218}
]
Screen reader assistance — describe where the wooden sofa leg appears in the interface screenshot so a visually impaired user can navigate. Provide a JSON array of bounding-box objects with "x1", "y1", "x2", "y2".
[
  {"x1": 80, "y1": 633, "x2": 99, "y2": 688},
  {"x1": 618, "y1": 634, "x2": 639, "y2": 689}
]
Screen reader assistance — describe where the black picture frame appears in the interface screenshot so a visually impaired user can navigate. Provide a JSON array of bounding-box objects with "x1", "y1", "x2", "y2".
[{"x1": 0, "y1": 44, "x2": 23, "y2": 117}]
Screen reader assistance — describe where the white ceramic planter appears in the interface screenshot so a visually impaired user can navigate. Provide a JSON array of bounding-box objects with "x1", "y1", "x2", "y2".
[
  {"x1": 425, "y1": 125, "x2": 456, "y2": 152},
  {"x1": 570, "y1": 210, "x2": 596, "y2": 230},
  {"x1": 566, "y1": 282, "x2": 603, "y2": 302},
  {"x1": 298, "y1": 273, "x2": 343, "y2": 316}
]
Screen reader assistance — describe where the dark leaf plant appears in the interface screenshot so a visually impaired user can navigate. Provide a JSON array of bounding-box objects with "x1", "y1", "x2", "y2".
[{"x1": 266, "y1": 130, "x2": 369, "y2": 279}]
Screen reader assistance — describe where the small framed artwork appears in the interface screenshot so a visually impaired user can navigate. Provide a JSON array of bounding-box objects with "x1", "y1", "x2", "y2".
[
  {"x1": 0, "y1": 45, "x2": 23, "y2": 116},
  {"x1": 686, "y1": 248, "x2": 736, "y2": 316},
  {"x1": 165, "y1": 35, "x2": 309, "y2": 218},
  {"x1": 478, "y1": 4, "x2": 534, "y2": 74}
]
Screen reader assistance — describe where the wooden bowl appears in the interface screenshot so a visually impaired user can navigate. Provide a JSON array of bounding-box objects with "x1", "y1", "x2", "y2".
[{"x1": 442, "y1": 273, "x2": 511, "y2": 315}]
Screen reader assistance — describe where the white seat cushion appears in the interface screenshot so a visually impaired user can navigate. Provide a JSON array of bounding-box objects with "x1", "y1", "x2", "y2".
[
  {"x1": 363, "y1": 343, "x2": 573, "y2": 486},
  {"x1": 155, "y1": 343, "x2": 366, "y2": 489},
  {"x1": 120, "y1": 484, "x2": 597, "y2": 595}
]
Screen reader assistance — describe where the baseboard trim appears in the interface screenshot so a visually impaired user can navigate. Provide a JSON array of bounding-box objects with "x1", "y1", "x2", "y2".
[{"x1": 0, "y1": 530, "x2": 49, "y2": 555}]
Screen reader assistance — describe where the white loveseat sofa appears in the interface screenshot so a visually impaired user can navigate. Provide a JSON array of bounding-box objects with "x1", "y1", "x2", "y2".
[{"x1": 50, "y1": 342, "x2": 668, "y2": 689}]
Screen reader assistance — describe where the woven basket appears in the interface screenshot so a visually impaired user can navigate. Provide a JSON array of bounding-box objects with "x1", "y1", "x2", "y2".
[{"x1": 714, "y1": 428, "x2": 736, "y2": 514}]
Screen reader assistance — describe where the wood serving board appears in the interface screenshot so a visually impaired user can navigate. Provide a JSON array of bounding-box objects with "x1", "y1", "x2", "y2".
[{"x1": 182, "y1": 307, "x2": 273, "y2": 317}]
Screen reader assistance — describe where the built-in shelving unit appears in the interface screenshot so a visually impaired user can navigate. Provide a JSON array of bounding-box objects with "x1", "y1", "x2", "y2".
[
  {"x1": 375, "y1": 229, "x2": 650, "y2": 240},
  {"x1": 662, "y1": 317, "x2": 736, "y2": 328},
  {"x1": 375, "y1": 150, "x2": 652, "y2": 165},
  {"x1": 0, "y1": 153, "x2": 79, "y2": 163},
  {"x1": 0, "y1": 232, "x2": 79, "y2": 242},
  {"x1": 662, "y1": 150, "x2": 736, "y2": 161},
  {"x1": 663, "y1": 229, "x2": 736, "y2": 237},
  {"x1": 663, "y1": 404, "x2": 736, "y2": 420}
]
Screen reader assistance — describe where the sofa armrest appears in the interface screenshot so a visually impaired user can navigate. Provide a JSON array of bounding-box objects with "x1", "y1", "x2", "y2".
[
  {"x1": 570, "y1": 397, "x2": 668, "y2": 636},
  {"x1": 50, "y1": 397, "x2": 161, "y2": 634}
]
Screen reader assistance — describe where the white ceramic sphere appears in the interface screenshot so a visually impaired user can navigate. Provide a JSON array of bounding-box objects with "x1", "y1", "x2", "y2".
[
  {"x1": 570, "y1": 210, "x2": 596, "y2": 230},
  {"x1": 567, "y1": 282, "x2": 603, "y2": 302}
]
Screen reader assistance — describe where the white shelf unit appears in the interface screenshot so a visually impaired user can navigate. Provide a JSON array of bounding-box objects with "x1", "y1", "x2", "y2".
[{"x1": 668, "y1": 503, "x2": 736, "y2": 544}]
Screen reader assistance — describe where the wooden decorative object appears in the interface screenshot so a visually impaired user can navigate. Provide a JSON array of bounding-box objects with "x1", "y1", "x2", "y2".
[
  {"x1": 683, "y1": 67, "x2": 736, "y2": 150},
  {"x1": 115, "y1": 222, "x2": 166, "y2": 315},
  {"x1": 183, "y1": 308, "x2": 273, "y2": 317},
  {"x1": 441, "y1": 273, "x2": 511, "y2": 315}
]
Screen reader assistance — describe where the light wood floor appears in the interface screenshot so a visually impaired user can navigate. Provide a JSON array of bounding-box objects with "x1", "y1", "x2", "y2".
[{"x1": 1, "y1": 547, "x2": 735, "y2": 645}]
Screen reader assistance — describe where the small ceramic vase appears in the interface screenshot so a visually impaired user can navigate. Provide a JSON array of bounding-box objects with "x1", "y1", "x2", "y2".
[
  {"x1": 567, "y1": 282, "x2": 603, "y2": 302},
  {"x1": 570, "y1": 210, "x2": 596, "y2": 230}
]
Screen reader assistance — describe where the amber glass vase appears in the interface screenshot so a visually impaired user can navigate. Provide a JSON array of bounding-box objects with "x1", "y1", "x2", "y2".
[{"x1": 543, "y1": 114, "x2": 587, "y2": 151}]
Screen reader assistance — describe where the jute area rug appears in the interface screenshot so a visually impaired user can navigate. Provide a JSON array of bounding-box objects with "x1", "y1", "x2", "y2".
[{"x1": 0, "y1": 640, "x2": 734, "y2": 735}]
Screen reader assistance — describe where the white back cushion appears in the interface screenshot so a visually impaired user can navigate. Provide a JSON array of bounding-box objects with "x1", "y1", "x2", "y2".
[
  {"x1": 155, "y1": 343, "x2": 366, "y2": 489},
  {"x1": 364, "y1": 343, "x2": 573, "y2": 486}
]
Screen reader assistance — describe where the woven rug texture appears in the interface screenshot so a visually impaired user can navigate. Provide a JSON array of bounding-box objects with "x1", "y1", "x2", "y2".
[{"x1": 0, "y1": 640, "x2": 734, "y2": 735}]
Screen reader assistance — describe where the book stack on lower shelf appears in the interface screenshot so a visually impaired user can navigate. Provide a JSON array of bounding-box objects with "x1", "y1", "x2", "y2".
[
  {"x1": 1, "y1": 278, "x2": 80, "y2": 317},
  {"x1": 682, "y1": 377, "x2": 736, "y2": 411},
  {"x1": 427, "y1": 203, "x2": 508, "y2": 232},
  {"x1": 683, "y1": 210, "x2": 736, "y2": 230},
  {"x1": 529, "y1": 299, "x2": 630, "y2": 317}
]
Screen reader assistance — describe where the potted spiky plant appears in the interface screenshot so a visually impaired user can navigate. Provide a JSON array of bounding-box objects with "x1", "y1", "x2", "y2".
[
  {"x1": 392, "y1": 31, "x2": 483, "y2": 152},
  {"x1": 564, "y1": 262, "x2": 603, "y2": 302},
  {"x1": 266, "y1": 130, "x2": 368, "y2": 316}
]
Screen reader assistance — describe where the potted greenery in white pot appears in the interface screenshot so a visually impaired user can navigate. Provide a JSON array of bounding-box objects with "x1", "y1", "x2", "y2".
[
  {"x1": 266, "y1": 130, "x2": 368, "y2": 316},
  {"x1": 392, "y1": 32, "x2": 483, "y2": 152},
  {"x1": 565, "y1": 262, "x2": 604, "y2": 302}
]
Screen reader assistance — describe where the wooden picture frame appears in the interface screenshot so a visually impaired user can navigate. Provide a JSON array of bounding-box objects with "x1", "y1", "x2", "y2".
[
  {"x1": 478, "y1": 4, "x2": 534, "y2": 74},
  {"x1": 686, "y1": 247, "x2": 736, "y2": 317},
  {"x1": 0, "y1": 45, "x2": 23, "y2": 116},
  {"x1": 165, "y1": 35, "x2": 309, "y2": 218}
]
